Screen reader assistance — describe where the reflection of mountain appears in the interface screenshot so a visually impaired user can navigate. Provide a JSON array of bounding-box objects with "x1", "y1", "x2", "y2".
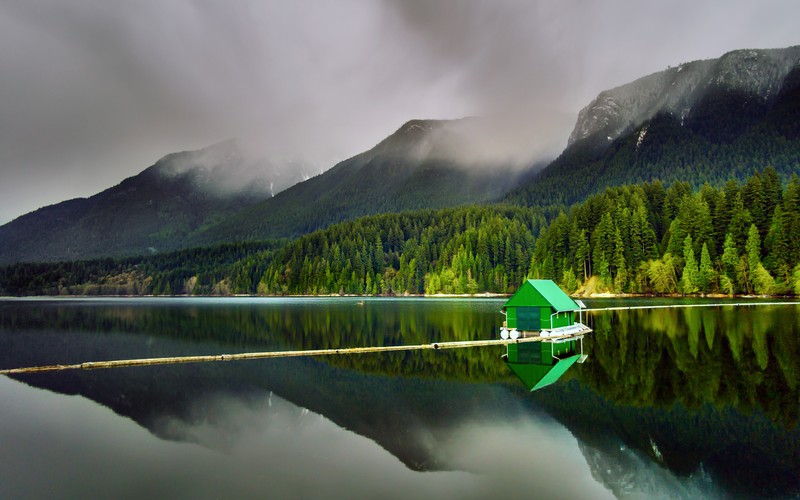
[
  {"x1": 532, "y1": 380, "x2": 800, "y2": 498},
  {"x1": 577, "y1": 438, "x2": 717, "y2": 498},
  {"x1": 2, "y1": 327, "x2": 523, "y2": 471},
  {"x1": 1, "y1": 299, "x2": 799, "y2": 497}
]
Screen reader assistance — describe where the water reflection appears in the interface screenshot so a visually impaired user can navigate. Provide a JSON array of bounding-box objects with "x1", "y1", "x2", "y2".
[
  {"x1": 582, "y1": 304, "x2": 800, "y2": 428},
  {"x1": 1, "y1": 297, "x2": 799, "y2": 497},
  {"x1": 0, "y1": 376, "x2": 613, "y2": 499}
]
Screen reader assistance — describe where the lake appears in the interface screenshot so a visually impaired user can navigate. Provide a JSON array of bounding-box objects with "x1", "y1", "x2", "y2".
[{"x1": 1, "y1": 297, "x2": 798, "y2": 499}]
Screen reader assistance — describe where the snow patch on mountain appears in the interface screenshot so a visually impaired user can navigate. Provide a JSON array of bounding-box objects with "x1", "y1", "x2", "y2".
[
  {"x1": 152, "y1": 139, "x2": 319, "y2": 199},
  {"x1": 635, "y1": 125, "x2": 649, "y2": 151},
  {"x1": 568, "y1": 46, "x2": 800, "y2": 146}
]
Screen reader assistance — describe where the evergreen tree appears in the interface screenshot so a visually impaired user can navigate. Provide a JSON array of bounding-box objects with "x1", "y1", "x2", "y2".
[
  {"x1": 742, "y1": 172, "x2": 766, "y2": 234},
  {"x1": 746, "y1": 224, "x2": 761, "y2": 280},
  {"x1": 747, "y1": 223, "x2": 774, "y2": 295},
  {"x1": 764, "y1": 205, "x2": 788, "y2": 275},
  {"x1": 783, "y1": 175, "x2": 800, "y2": 265},
  {"x1": 681, "y1": 235, "x2": 699, "y2": 294},
  {"x1": 697, "y1": 243, "x2": 715, "y2": 294},
  {"x1": 727, "y1": 193, "x2": 753, "y2": 252},
  {"x1": 613, "y1": 227, "x2": 628, "y2": 292},
  {"x1": 721, "y1": 232, "x2": 740, "y2": 294}
]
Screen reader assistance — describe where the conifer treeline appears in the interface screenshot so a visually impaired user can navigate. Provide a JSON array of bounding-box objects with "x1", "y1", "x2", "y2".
[
  {"x1": 2, "y1": 167, "x2": 800, "y2": 296},
  {"x1": 531, "y1": 166, "x2": 800, "y2": 294},
  {"x1": 253, "y1": 206, "x2": 546, "y2": 295}
]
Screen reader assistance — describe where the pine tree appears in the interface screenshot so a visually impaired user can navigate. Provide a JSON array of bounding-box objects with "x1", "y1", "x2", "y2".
[
  {"x1": 574, "y1": 228, "x2": 591, "y2": 281},
  {"x1": 746, "y1": 224, "x2": 761, "y2": 279},
  {"x1": 783, "y1": 174, "x2": 800, "y2": 265},
  {"x1": 747, "y1": 223, "x2": 774, "y2": 295},
  {"x1": 613, "y1": 227, "x2": 628, "y2": 292},
  {"x1": 561, "y1": 267, "x2": 578, "y2": 292},
  {"x1": 742, "y1": 172, "x2": 767, "y2": 234},
  {"x1": 681, "y1": 235, "x2": 699, "y2": 294},
  {"x1": 727, "y1": 193, "x2": 753, "y2": 252},
  {"x1": 761, "y1": 166, "x2": 782, "y2": 222},
  {"x1": 698, "y1": 243, "x2": 715, "y2": 294},
  {"x1": 721, "y1": 232, "x2": 739, "y2": 293},
  {"x1": 764, "y1": 205, "x2": 788, "y2": 275}
]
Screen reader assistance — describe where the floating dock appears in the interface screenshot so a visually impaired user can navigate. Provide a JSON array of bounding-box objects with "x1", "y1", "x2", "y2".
[{"x1": 0, "y1": 327, "x2": 592, "y2": 375}]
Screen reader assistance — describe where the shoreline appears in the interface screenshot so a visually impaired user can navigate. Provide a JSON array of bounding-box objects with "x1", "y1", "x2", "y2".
[{"x1": 1, "y1": 292, "x2": 795, "y2": 300}]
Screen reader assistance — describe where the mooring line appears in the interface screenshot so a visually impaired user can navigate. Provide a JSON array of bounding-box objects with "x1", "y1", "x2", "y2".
[
  {"x1": 583, "y1": 301, "x2": 800, "y2": 312},
  {"x1": 0, "y1": 330, "x2": 590, "y2": 375}
]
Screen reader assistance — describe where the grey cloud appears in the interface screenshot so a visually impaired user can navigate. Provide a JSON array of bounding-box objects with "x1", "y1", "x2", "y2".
[{"x1": 0, "y1": 0, "x2": 799, "y2": 224}]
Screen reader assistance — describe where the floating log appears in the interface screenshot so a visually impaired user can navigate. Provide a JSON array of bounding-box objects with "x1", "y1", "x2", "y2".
[{"x1": 0, "y1": 330, "x2": 591, "y2": 375}]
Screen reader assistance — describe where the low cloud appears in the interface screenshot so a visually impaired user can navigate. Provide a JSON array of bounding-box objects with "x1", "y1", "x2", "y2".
[{"x1": 1, "y1": 0, "x2": 799, "y2": 223}]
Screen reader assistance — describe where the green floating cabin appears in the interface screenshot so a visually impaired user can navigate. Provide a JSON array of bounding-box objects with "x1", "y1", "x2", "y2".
[
  {"x1": 501, "y1": 279, "x2": 588, "y2": 391},
  {"x1": 502, "y1": 279, "x2": 581, "y2": 332}
]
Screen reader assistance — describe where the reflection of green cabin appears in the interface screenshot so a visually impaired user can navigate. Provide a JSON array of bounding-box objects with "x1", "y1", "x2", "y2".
[
  {"x1": 504, "y1": 341, "x2": 581, "y2": 391},
  {"x1": 502, "y1": 279, "x2": 580, "y2": 332}
]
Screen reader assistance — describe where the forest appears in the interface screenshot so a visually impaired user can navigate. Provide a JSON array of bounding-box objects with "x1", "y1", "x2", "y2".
[
  {"x1": 530, "y1": 166, "x2": 800, "y2": 295},
  {"x1": 1, "y1": 167, "x2": 800, "y2": 297}
]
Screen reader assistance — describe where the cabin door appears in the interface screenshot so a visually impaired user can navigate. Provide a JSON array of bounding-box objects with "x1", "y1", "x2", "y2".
[{"x1": 517, "y1": 307, "x2": 540, "y2": 331}]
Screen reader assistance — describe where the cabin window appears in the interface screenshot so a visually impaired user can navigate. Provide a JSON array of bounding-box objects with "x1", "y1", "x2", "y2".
[{"x1": 517, "y1": 307, "x2": 540, "y2": 330}]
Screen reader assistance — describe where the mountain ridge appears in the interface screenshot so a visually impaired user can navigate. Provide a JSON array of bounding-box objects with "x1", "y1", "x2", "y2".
[
  {"x1": 0, "y1": 140, "x2": 313, "y2": 264},
  {"x1": 507, "y1": 45, "x2": 800, "y2": 207},
  {"x1": 190, "y1": 116, "x2": 556, "y2": 246},
  {"x1": 568, "y1": 45, "x2": 800, "y2": 147}
]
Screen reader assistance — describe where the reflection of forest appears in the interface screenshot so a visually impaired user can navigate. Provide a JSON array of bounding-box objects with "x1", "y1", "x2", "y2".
[
  {"x1": 3, "y1": 300, "x2": 799, "y2": 427},
  {"x1": 584, "y1": 306, "x2": 800, "y2": 429},
  {"x1": 0, "y1": 299, "x2": 518, "y2": 383},
  {"x1": 2, "y1": 299, "x2": 799, "y2": 496}
]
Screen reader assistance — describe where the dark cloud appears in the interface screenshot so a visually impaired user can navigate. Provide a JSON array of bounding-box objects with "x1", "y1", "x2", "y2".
[{"x1": 0, "y1": 0, "x2": 798, "y2": 224}]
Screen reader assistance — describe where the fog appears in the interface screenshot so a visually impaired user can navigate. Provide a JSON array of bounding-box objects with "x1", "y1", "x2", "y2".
[{"x1": 1, "y1": 0, "x2": 799, "y2": 223}]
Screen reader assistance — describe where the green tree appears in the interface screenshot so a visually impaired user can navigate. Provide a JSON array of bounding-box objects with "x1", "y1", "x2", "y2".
[
  {"x1": 697, "y1": 243, "x2": 715, "y2": 294},
  {"x1": 681, "y1": 235, "x2": 699, "y2": 294},
  {"x1": 720, "y1": 232, "x2": 739, "y2": 294},
  {"x1": 747, "y1": 223, "x2": 774, "y2": 295}
]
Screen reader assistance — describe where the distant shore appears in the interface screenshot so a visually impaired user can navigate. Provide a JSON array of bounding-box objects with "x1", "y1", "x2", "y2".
[{"x1": 1, "y1": 292, "x2": 795, "y2": 300}]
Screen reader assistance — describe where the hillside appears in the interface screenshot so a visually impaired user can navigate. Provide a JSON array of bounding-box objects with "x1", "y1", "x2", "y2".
[
  {"x1": 0, "y1": 140, "x2": 312, "y2": 264},
  {"x1": 193, "y1": 117, "x2": 556, "y2": 245},
  {"x1": 507, "y1": 46, "x2": 800, "y2": 206},
  {"x1": 1, "y1": 113, "x2": 565, "y2": 264}
]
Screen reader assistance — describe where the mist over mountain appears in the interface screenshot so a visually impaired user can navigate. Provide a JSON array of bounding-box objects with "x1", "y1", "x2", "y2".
[
  {"x1": 569, "y1": 46, "x2": 800, "y2": 146},
  {"x1": 152, "y1": 139, "x2": 319, "y2": 198},
  {"x1": 508, "y1": 46, "x2": 800, "y2": 206},
  {"x1": 194, "y1": 113, "x2": 570, "y2": 245},
  {"x1": 0, "y1": 141, "x2": 317, "y2": 264},
  {"x1": 0, "y1": 109, "x2": 569, "y2": 263},
  {"x1": 4, "y1": 45, "x2": 800, "y2": 264}
]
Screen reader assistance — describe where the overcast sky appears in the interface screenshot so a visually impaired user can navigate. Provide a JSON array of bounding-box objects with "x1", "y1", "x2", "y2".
[{"x1": 1, "y1": 0, "x2": 799, "y2": 224}]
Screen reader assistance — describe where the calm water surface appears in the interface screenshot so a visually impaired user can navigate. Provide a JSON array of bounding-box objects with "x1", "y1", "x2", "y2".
[{"x1": 1, "y1": 297, "x2": 798, "y2": 499}]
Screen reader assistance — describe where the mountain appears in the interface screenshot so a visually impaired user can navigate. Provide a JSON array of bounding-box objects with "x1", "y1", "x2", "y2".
[
  {"x1": 0, "y1": 111, "x2": 568, "y2": 264},
  {"x1": 0, "y1": 140, "x2": 315, "y2": 264},
  {"x1": 507, "y1": 46, "x2": 800, "y2": 206},
  {"x1": 194, "y1": 116, "x2": 564, "y2": 245}
]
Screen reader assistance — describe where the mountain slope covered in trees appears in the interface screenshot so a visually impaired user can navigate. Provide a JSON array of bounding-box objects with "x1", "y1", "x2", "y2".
[
  {"x1": 192, "y1": 118, "x2": 550, "y2": 246},
  {"x1": 507, "y1": 47, "x2": 800, "y2": 207},
  {"x1": 4, "y1": 168, "x2": 800, "y2": 297},
  {"x1": 529, "y1": 167, "x2": 800, "y2": 295},
  {"x1": 0, "y1": 206, "x2": 549, "y2": 296},
  {"x1": 0, "y1": 114, "x2": 561, "y2": 264}
]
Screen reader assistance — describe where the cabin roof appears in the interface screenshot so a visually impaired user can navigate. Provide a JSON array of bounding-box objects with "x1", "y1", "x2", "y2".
[{"x1": 504, "y1": 279, "x2": 580, "y2": 312}]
